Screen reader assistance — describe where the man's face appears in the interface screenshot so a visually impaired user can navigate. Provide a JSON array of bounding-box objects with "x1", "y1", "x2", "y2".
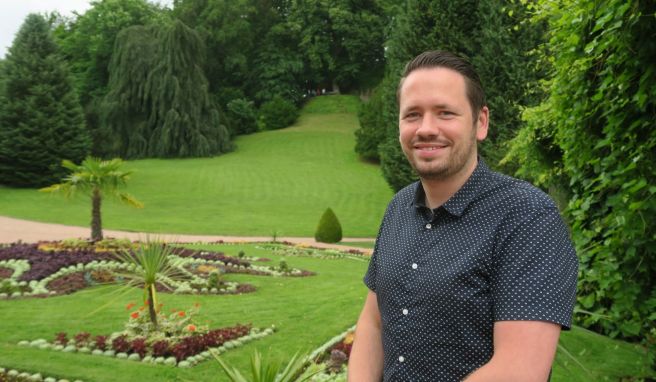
[{"x1": 398, "y1": 67, "x2": 488, "y2": 181}]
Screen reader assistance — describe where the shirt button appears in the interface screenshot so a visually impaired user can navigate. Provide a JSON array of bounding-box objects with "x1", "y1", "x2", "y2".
[
  {"x1": 412, "y1": 263, "x2": 418, "y2": 269},
  {"x1": 402, "y1": 308, "x2": 408, "y2": 315},
  {"x1": 425, "y1": 223, "x2": 432, "y2": 229},
  {"x1": 399, "y1": 355, "x2": 405, "y2": 363}
]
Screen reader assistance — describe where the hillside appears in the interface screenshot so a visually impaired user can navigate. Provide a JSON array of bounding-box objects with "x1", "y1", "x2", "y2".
[{"x1": 0, "y1": 95, "x2": 394, "y2": 238}]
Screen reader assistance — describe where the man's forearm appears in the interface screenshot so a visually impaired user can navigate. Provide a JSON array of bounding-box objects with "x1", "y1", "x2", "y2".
[{"x1": 348, "y1": 292, "x2": 384, "y2": 382}]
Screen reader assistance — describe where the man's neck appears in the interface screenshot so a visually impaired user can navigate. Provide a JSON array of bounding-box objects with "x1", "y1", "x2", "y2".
[{"x1": 420, "y1": 158, "x2": 478, "y2": 210}]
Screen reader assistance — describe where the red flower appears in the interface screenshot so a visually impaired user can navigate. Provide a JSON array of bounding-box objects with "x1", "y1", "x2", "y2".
[
  {"x1": 126, "y1": 303, "x2": 136, "y2": 311},
  {"x1": 186, "y1": 324, "x2": 196, "y2": 332},
  {"x1": 131, "y1": 312, "x2": 139, "y2": 319},
  {"x1": 178, "y1": 311, "x2": 186, "y2": 317}
]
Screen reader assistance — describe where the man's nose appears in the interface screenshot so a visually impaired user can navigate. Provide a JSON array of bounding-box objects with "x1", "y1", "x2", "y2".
[{"x1": 416, "y1": 113, "x2": 440, "y2": 137}]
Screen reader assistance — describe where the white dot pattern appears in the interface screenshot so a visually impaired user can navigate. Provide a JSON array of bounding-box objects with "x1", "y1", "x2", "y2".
[{"x1": 364, "y1": 160, "x2": 578, "y2": 381}]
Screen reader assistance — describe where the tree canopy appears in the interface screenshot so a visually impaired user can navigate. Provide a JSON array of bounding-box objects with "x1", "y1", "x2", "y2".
[{"x1": 0, "y1": 13, "x2": 90, "y2": 187}]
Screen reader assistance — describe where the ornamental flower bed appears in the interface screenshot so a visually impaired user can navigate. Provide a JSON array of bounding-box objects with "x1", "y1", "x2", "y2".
[
  {"x1": 0, "y1": 242, "x2": 314, "y2": 299},
  {"x1": 17, "y1": 303, "x2": 276, "y2": 368},
  {"x1": 0, "y1": 366, "x2": 82, "y2": 382},
  {"x1": 300, "y1": 326, "x2": 355, "y2": 381}
]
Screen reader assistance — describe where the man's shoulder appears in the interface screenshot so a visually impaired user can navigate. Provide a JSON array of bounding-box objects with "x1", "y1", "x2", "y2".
[{"x1": 483, "y1": 170, "x2": 558, "y2": 212}]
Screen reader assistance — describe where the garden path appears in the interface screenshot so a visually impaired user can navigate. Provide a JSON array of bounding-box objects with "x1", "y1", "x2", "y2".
[{"x1": 0, "y1": 216, "x2": 373, "y2": 254}]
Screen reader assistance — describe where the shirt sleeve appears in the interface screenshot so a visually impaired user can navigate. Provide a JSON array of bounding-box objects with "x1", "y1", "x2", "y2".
[
  {"x1": 491, "y1": 205, "x2": 578, "y2": 329},
  {"x1": 364, "y1": 201, "x2": 396, "y2": 292}
]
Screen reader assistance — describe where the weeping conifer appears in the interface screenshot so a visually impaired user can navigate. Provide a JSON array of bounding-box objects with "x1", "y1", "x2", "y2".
[{"x1": 101, "y1": 20, "x2": 232, "y2": 158}]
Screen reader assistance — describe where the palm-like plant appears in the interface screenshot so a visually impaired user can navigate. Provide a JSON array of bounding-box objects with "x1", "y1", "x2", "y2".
[
  {"x1": 40, "y1": 157, "x2": 143, "y2": 241},
  {"x1": 113, "y1": 241, "x2": 185, "y2": 330},
  {"x1": 215, "y1": 350, "x2": 314, "y2": 382}
]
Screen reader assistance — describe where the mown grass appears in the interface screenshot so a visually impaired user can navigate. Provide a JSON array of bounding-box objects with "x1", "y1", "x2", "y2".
[
  {"x1": 0, "y1": 243, "x2": 653, "y2": 381},
  {"x1": 0, "y1": 95, "x2": 392, "y2": 238}
]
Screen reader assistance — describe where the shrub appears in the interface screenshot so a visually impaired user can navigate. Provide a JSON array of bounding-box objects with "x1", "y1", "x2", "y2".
[
  {"x1": 226, "y1": 98, "x2": 258, "y2": 136},
  {"x1": 315, "y1": 208, "x2": 343, "y2": 243},
  {"x1": 258, "y1": 96, "x2": 299, "y2": 130}
]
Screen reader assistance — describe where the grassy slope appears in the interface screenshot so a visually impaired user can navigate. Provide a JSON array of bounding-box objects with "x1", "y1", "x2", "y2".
[
  {"x1": 0, "y1": 95, "x2": 392, "y2": 238},
  {"x1": 0, "y1": 243, "x2": 653, "y2": 381}
]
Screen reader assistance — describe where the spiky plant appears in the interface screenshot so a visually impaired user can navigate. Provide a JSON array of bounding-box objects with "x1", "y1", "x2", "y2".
[
  {"x1": 215, "y1": 350, "x2": 314, "y2": 382},
  {"x1": 113, "y1": 240, "x2": 184, "y2": 330}
]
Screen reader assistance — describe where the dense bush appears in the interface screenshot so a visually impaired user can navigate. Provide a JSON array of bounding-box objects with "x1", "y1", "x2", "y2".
[
  {"x1": 315, "y1": 208, "x2": 343, "y2": 244},
  {"x1": 258, "y1": 96, "x2": 299, "y2": 130},
  {"x1": 504, "y1": 0, "x2": 656, "y2": 349},
  {"x1": 226, "y1": 98, "x2": 258, "y2": 136}
]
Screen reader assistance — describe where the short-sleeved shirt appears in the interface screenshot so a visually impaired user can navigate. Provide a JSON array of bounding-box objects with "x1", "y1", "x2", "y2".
[{"x1": 364, "y1": 159, "x2": 578, "y2": 382}]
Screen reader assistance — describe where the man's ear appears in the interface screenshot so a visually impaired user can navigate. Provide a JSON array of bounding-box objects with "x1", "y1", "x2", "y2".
[{"x1": 476, "y1": 106, "x2": 489, "y2": 141}]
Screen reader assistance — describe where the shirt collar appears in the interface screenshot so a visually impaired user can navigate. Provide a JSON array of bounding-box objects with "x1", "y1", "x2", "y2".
[{"x1": 411, "y1": 158, "x2": 492, "y2": 217}]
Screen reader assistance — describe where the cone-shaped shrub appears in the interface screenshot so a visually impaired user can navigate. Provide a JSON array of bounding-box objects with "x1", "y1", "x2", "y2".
[{"x1": 315, "y1": 208, "x2": 342, "y2": 243}]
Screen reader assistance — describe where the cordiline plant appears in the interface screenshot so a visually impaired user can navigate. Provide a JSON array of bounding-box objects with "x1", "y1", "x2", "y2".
[
  {"x1": 215, "y1": 350, "x2": 314, "y2": 382},
  {"x1": 112, "y1": 240, "x2": 186, "y2": 330}
]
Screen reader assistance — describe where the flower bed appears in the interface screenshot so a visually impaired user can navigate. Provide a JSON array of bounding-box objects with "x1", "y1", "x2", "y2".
[
  {"x1": 18, "y1": 313, "x2": 276, "y2": 369},
  {"x1": 300, "y1": 326, "x2": 355, "y2": 381},
  {"x1": 257, "y1": 243, "x2": 369, "y2": 262},
  {"x1": 0, "y1": 366, "x2": 82, "y2": 382},
  {"x1": 0, "y1": 242, "x2": 314, "y2": 299}
]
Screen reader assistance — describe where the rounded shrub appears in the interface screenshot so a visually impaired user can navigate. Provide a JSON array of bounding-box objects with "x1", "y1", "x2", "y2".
[
  {"x1": 258, "y1": 96, "x2": 299, "y2": 130},
  {"x1": 315, "y1": 208, "x2": 343, "y2": 243},
  {"x1": 226, "y1": 98, "x2": 258, "y2": 136}
]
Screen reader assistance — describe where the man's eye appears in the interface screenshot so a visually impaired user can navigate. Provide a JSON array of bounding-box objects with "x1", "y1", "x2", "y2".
[{"x1": 404, "y1": 112, "x2": 420, "y2": 119}]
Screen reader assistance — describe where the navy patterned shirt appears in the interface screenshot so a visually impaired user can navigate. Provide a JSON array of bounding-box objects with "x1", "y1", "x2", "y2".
[{"x1": 364, "y1": 160, "x2": 578, "y2": 381}]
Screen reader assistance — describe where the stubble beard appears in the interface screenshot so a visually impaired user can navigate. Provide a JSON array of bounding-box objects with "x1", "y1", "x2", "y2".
[{"x1": 405, "y1": 125, "x2": 478, "y2": 181}]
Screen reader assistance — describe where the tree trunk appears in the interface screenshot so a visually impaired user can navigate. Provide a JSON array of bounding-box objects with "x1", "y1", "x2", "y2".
[
  {"x1": 91, "y1": 187, "x2": 103, "y2": 241},
  {"x1": 147, "y1": 285, "x2": 158, "y2": 330}
]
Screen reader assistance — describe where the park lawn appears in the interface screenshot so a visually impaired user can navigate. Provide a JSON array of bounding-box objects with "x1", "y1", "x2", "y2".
[
  {"x1": 0, "y1": 95, "x2": 393, "y2": 238},
  {"x1": 0, "y1": 243, "x2": 653, "y2": 382}
]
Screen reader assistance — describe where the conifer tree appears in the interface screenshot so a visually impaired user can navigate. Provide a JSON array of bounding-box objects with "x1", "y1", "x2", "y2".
[
  {"x1": 0, "y1": 14, "x2": 90, "y2": 187},
  {"x1": 101, "y1": 20, "x2": 233, "y2": 158}
]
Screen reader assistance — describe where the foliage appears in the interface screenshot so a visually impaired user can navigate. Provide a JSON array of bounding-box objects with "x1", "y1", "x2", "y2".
[
  {"x1": 0, "y1": 14, "x2": 90, "y2": 187},
  {"x1": 259, "y1": 96, "x2": 299, "y2": 130},
  {"x1": 360, "y1": 0, "x2": 544, "y2": 191},
  {"x1": 504, "y1": 0, "x2": 656, "y2": 352},
  {"x1": 39, "y1": 157, "x2": 143, "y2": 241},
  {"x1": 226, "y1": 98, "x2": 259, "y2": 136},
  {"x1": 315, "y1": 208, "x2": 342, "y2": 244},
  {"x1": 286, "y1": 0, "x2": 386, "y2": 93},
  {"x1": 215, "y1": 350, "x2": 312, "y2": 382},
  {"x1": 53, "y1": 0, "x2": 164, "y2": 155},
  {"x1": 112, "y1": 241, "x2": 186, "y2": 329},
  {"x1": 100, "y1": 20, "x2": 233, "y2": 158},
  {"x1": 354, "y1": 85, "x2": 387, "y2": 161}
]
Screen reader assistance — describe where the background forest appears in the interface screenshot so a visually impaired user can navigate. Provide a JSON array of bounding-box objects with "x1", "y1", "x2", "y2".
[{"x1": 0, "y1": 0, "x2": 654, "y2": 375}]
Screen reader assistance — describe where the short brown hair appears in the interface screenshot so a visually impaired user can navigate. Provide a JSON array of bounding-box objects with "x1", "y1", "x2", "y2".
[{"x1": 397, "y1": 50, "x2": 486, "y2": 117}]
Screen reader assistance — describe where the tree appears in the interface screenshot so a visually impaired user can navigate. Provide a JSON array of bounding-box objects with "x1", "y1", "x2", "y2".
[
  {"x1": 101, "y1": 20, "x2": 233, "y2": 158},
  {"x1": 287, "y1": 0, "x2": 386, "y2": 93},
  {"x1": 0, "y1": 14, "x2": 90, "y2": 187},
  {"x1": 40, "y1": 157, "x2": 143, "y2": 241},
  {"x1": 355, "y1": 0, "x2": 543, "y2": 191},
  {"x1": 53, "y1": 0, "x2": 164, "y2": 155},
  {"x1": 315, "y1": 207, "x2": 343, "y2": 243},
  {"x1": 504, "y1": 0, "x2": 656, "y2": 346}
]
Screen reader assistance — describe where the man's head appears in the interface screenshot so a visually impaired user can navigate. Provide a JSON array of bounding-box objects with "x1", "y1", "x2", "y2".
[
  {"x1": 397, "y1": 50, "x2": 486, "y2": 119},
  {"x1": 397, "y1": 50, "x2": 488, "y2": 182}
]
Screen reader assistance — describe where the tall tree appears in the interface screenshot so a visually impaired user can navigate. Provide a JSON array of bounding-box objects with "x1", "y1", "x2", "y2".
[
  {"x1": 287, "y1": 0, "x2": 386, "y2": 93},
  {"x1": 505, "y1": 0, "x2": 656, "y2": 345},
  {"x1": 54, "y1": 0, "x2": 164, "y2": 155},
  {"x1": 355, "y1": 0, "x2": 544, "y2": 191},
  {"x1": 0, "y1": 14, "x2": 90, "y2": 187},
  {"x1": 101, "y1": 20, "x2": 233, "y2": 158}
]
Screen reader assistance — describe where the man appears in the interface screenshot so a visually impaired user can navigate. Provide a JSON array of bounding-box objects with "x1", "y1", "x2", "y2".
[{"x1": 348, "y1": 51, "x2": 578, "y2": 381}]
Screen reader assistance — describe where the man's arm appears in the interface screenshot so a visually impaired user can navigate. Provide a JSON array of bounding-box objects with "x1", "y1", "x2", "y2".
[
  {"x1": 347, "y1": 290, "x2": 383, "y2": 382},
  {"x1": 463, "y1": 321, "x2": 560, "y2": 382}
]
